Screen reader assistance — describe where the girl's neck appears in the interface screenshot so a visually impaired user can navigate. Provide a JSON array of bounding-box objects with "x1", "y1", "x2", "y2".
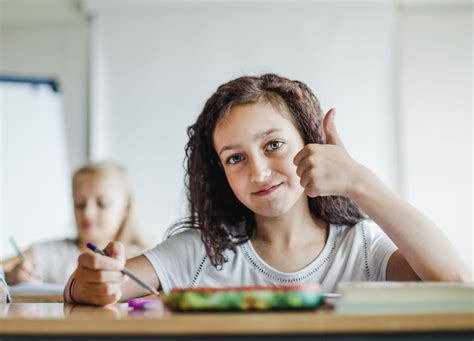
[{"x1": 253, "y1": 196, "x2": 327, "y2": 247}]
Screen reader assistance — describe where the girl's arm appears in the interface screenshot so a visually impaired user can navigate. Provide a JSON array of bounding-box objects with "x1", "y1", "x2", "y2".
[
  {"x1": 294, "y1": 108, "x2": 470, "y2": 282},
  {"x1": 349, "y1": 163, "x2": 470, "y2": 282},
  {"x1": 2, "y1": 249, "x2": 41, "y2": 284},
  {"x1": 1, "y1": 249, "x2": 34, "y2": 271},
  {"x1": 67, "y1": 242, "x2": 160, "y2": 306},
  {"x1": 119, "y1": 255, "x2": 160, "y2": 301}
]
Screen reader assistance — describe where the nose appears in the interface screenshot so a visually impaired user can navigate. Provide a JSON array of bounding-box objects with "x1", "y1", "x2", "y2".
[
  {"x1": 84, "y1": 201, "x2": 98, "y2": 220},
  {"x1": 249, "y1": 155, "x2": 271, "y2": 183}
]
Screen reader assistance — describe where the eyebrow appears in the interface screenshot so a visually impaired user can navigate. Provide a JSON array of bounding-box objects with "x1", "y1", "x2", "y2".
[{"x1": 218, "y1": 128, "x2": 284, "y2": 155}]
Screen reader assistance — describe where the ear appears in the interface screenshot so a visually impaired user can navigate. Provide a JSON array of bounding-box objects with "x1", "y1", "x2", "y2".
[{"x1": 322, "y1": 108, "x2": 345, "y2": 149}]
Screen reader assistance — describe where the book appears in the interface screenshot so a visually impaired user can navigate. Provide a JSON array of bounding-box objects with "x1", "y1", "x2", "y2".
[{"x1": 335, "y1": 281, "x2": 474, "y2": 315}]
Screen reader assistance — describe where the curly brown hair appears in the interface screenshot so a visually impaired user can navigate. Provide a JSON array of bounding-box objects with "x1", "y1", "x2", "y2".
[{"x1": 180, "y1": 74, "x2": 363, "y2": 268}]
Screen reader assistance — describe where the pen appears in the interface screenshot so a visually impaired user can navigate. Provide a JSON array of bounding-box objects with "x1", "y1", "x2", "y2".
[
  {"x1": 9, "y1": 236, "x2": 26, "y2": 262},
  {"x1": 86, "y1": 242, "x2": 160, "y2": 296}
]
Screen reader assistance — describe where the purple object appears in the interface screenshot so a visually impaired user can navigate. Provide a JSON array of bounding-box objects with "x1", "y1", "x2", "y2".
[
  {"x1": 86, "y1": 242, "x2": 97, "y2": 251},
  {"x1": 128, "y1": 298, "x2": 162, "y2": 310}
]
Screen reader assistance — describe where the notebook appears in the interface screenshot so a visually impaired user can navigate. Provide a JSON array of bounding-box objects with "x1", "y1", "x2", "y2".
[
  {"x1": 335, "y1": 281, "x2": 474, "y2": 315},
  {"x1": 8, "y1": 282, "x2": 64, "y2": 295}
]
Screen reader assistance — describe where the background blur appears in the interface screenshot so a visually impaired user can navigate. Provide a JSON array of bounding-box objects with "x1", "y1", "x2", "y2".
[{"x1": 0, "y1": 0, "x2": 472, "y2": 274}]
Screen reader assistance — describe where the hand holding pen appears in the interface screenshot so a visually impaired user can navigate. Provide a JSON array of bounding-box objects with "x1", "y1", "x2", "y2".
[
  {"x1": 86, "y1": 242, "x2": 159, "y2": 296},
  {"x1": 69, "y1": 241, "x2": 158, "y2": 306},
  {"x1": 6, "y1": 237, "x2": 41, "y2": 285}
]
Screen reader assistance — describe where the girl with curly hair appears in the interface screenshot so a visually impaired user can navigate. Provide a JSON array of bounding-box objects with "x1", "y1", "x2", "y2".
[{"x1": 65, "y1": 74, "x2": 469, "y2": 306}]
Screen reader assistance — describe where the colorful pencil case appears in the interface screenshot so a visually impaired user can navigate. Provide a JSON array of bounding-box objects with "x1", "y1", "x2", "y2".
[{"x1": 162, "y1": 284, "x2": 323, "y2": 311}]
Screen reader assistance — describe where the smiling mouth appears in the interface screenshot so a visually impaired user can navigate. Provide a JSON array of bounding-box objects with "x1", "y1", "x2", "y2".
[{"x1": 253, "y1": 183, "x2": 282, "y2": 196}]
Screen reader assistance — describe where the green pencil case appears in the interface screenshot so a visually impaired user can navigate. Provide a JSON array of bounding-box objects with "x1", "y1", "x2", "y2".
[{"x1": 163, "y1": 284, "x2": 323, "y2": 311}]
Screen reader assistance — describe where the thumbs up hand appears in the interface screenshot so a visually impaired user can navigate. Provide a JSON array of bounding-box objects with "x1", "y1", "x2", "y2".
[{"x1": 293, "y1": 108, "x2": 360, "y2": 198}]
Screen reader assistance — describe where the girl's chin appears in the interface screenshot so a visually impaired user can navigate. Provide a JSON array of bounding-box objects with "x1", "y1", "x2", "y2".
[{"x1": 250, "y1": 197, "x2": 305, "y2": 218}]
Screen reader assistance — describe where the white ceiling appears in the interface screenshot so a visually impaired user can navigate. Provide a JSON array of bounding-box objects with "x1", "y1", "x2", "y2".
[{"x1": 1, "y1": 0, "x2": 470, "y2": 28}]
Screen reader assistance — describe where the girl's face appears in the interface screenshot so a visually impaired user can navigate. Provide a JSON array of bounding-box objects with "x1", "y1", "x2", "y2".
[
  {"x1": 73, "y1": 173, "x2": 129, "y2": 245},
  {"x1": 213, "y1": 101, "x2": 306, "y2": 218}
]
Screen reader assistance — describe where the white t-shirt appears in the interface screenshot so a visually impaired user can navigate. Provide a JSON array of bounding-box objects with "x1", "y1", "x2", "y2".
[
  {"x1": 31, "y1": 239, "x2": 81, "y2": 284},
  {"x1": 144, "y1": 220, "x2": 397, "y2": 294}
]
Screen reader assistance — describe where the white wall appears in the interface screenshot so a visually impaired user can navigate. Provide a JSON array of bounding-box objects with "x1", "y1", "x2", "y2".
[
  {"x1": 1, "y1": 82, "x2": 72, "y2": 257},
  {"x1": 85, "y1": 1, "x2": 399, "y2": 245},
  {"x1": 0, "y1": 0, "x2": 90, "y2": 171},
  {"x1": 399, "y1": 2, "x2": 473, "y2": 271},
  {"x1": 0, "y1": 0, "x2": 89, "y2": 256}
]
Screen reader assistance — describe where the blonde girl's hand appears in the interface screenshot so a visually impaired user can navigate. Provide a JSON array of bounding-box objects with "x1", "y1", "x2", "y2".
[
  {"x1": 72, "y1": 242, "x2": 126, "y2": 306},
  {"x1": 293, "y1": 108, "x2": 361, "y2": 198},
  {"x1": 5, "y1": 259, "x2": 42, "y2": 285}
]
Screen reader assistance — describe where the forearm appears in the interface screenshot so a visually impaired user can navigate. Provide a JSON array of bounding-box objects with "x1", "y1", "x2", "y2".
[{"x1": 348, "y1": 164, "x2": 470, "y2": 282}]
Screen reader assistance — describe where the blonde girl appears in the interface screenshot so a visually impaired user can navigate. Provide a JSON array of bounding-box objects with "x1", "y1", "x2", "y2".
[{"x1": 3, "y1": 161, "x2": 149, "y2": 284}]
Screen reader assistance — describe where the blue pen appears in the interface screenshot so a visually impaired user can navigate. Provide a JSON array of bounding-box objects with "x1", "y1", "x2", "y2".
[{"x1": 86, "y1": 242, "x2": 159, "y2": 296}]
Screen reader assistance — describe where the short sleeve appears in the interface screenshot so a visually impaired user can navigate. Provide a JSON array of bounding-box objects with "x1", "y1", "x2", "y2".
[
  {"x1": 365, "y1": 221, "x2": 398, "y2": 281},
  {"x1": 143, "y1": 229, "x2": 207, "y2": 293}
]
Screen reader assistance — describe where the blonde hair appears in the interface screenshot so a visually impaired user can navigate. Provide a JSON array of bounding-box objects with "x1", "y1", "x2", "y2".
[{"x1": 72, "y1": 160, "x2": 150, "y2": 252}]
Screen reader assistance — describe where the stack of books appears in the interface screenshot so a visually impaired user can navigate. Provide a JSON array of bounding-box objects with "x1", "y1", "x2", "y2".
[{"x1": 335, "y1": 282, "x2": 474, "y2": 315}]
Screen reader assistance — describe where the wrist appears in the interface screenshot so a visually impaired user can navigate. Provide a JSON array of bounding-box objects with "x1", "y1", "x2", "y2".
[
  {"x1": 346, "y1": 162, "x2": 373, "y2": 202},
  {"x1": 64, "y1": 276, "x2": 78, "y2": 304}
]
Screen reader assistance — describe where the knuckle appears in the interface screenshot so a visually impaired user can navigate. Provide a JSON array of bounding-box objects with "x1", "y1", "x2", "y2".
[
  {"x1": 103, "y1": 284, "x2": 115, "y2": 295},
  {"x1": 307, "y1": 158, "x2": 316, "y2": 168},
  {"x1": 96, "y1": 271, "x2": 107, "y2": 282},
  {"x1": 78, "y1": 252, "x2": 89, "y2": 263},
  {"x1": 79, "y1": 253, "x2": 96, "y2": 268}
]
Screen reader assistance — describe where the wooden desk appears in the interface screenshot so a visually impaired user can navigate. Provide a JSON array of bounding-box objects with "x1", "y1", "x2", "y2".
[
  {"x1": 0, "y1": 301, "x2": 472, "y2": 340},
  {"x1": 10, "y1": 293, "x2": 63, "y2": 303}
]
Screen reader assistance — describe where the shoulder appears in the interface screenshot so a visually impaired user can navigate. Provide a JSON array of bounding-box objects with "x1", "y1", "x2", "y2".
[
  {"x1": 333, "y1": 220, "x2": 393, "y2": 258},
  {"x1": 163, "y1": 228, "x2": 203, "y2": 246},
  {"x1": 146, "y1": 229, "x2": 204, "y2": 258},
  {"x1": 336, "y1": 220, "x2": 385, "y2": 242}
]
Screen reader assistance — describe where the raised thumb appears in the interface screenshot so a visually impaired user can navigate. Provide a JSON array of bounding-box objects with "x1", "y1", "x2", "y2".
[{"x1": 323, "y1": 108, "x2": 345, "y2": 148}]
